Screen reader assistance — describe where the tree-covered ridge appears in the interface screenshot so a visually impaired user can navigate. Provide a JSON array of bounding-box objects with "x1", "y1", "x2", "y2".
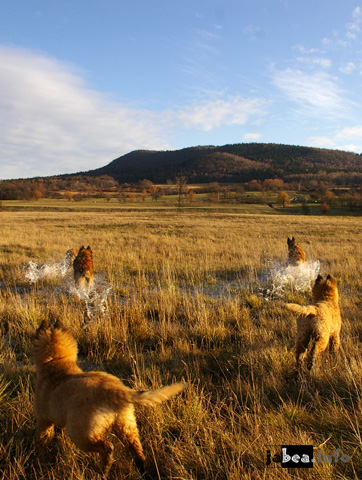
[
  {"x1": 85, "y1": 143, "x2": 362, "y2": 183},
  {"x1": 2, "y1": 143, "x2": 362, "y2": 201}
]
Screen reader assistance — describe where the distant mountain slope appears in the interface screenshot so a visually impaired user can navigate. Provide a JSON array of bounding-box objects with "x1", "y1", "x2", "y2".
[{"x1": 79, "y1": 143, "x2": 362, "y2": 183}]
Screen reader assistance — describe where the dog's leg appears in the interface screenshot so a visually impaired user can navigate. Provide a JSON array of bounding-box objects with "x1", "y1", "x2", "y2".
[
  {"x1": 35, "y1": 420, "x2": 55, "y2": 446},
  {"x1": 295, "y1": 332, "x2": 310, "y2": 376},
  {"x1": 113, "y1": 407, "x2": 147, "y2": 476},
  {"x1": 307, "y1": 336, "x2": 329, "y2": 370},
  {"x1": 83, "y1": 438, "x2": 114, "y2": 478},
  {"x1": 329, "y1": 333, "x2": 341, "y2": 354},
  {"x1": 306, "y1": 343, "x2": 316, "y2": 371}
]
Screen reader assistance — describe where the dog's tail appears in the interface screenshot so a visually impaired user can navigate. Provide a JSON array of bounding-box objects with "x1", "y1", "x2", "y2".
[
  {"x1": 131, "y1": 382, "x2": 186, "y2": 406},
  {"x1": 285, "y1": 303, "x2": 318, "y2": 316}
]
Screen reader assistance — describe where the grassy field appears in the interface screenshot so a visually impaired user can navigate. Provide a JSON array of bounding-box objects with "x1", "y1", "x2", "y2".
[{"x1": 0, "y1": 204, "x2": 362, "y2": 479}]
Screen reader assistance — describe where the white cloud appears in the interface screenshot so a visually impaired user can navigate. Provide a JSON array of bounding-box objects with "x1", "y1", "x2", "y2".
[
  {"x1": 309, "y1": 136, "x2": 337, "y2": 148},
  {"x1": 339, "y1": 61, "x2": 356, "y2": 74},
  {"x1": 0, "y1": 46, "x2": 268, "y2": 179},
  {"x1": 335, "y1": 125, "x2": 362, "y2": 139},
  {"x1": 293, "y1": 45, "x2": 323, "y2": 55},
  {"x1": 346, "y1": 6, "x2": 362, "y2": 39},
  {"x1": 243, "y1": 133, "x2": 262, "y2": 141},
  {"x1": 176, "y1": 97, "x2": 267, "y2": 131},
  {"x1": 296, "y1": 56, "x2": 332, "y2": 69},
  {"x1": 271, "y1": 68, "x2": 351, "y2": 117},
  {"x1": 322, "y1": 7, "x2": 362, "y2": 47},
  {"x1": 0, "y1": 46, "x2": 172, "y2": 178},
  {"x1": 243, "y1": 24, "x2": 264, "y2": 39},
  {"x1": 310, "y1": 125, "x2": 362, "y2": 153}
]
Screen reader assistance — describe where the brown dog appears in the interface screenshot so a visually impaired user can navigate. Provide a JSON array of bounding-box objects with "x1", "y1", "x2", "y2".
[
  {"x1": 286, "y1": 274, "x2": 341, "y2": 374},
  {"x1": 287, "y1": 237, "x2": 306, "y2": 266},
  {"x1": 73, "y1": 245, "x2": 94, "y2": 288},
  {"x1": 32, "y1": 320, "x2": 186, "y2": 477}
]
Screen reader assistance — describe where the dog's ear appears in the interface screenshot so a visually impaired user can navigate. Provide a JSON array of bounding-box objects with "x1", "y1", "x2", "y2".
[
  {"x1": 326, "y1": 274, "x2": 336, "y2": 285},
  {"x1": 86, "y1": 245, "x2": 91, "y2": 250},
  {"x1": 54, "y1": 319, "x2": 65, "y2": 330},
  {"x1": 35, "y1": 320, "x2": 49, "y2": 337},
  {"x1": 315, "y1": 274, "x2": 323, "y2": 283},
  {"x1": 287, "y1": 237, "x2": 291, "y2": 245}
]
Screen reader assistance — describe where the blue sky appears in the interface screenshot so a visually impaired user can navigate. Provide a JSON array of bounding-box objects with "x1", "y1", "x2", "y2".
[{"x1": 2, "y1": 0, "x2": 362, "y2": 179}]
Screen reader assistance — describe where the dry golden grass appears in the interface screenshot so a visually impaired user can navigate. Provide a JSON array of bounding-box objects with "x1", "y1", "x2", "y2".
[{"x1": 0, "y1": 207, "x2": 362, "y2": 479}]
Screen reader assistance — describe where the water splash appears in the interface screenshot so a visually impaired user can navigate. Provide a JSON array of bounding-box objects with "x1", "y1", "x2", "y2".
[
  {"x1": 22, "y1": 256, "x2": 111, "y2": 324},
  {"x1": 66, "y1": 274, "x2": 112, "y2": 324},
  {"x1": 23, "y1": 257, "x2": 72, "y2": 283},
  {"x1": 263, "y1": 260, "x2": 320, "y2": 299}
]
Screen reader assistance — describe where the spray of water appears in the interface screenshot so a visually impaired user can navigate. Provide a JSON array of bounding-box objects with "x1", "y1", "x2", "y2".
[
  {"x1": 263, "y1": 260, "x2": 320, "y2": 299},
  {"x1": 23, "y1": 256, "x2": 112, "y2": 324},
  {"x1": 67, "y1": 275, "x2": 112, "y2": 324},
  {"x1": 23, "y1": 257, "x2": 73, "y2": 283}
]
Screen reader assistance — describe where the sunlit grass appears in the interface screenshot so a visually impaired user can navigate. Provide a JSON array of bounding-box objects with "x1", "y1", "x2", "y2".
[{"x1": 0, "y1": 208, "x2": 361, "y2": 479}]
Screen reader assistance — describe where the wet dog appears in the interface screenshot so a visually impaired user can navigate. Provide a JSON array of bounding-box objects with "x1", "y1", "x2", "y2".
[
  {"x1": 287, "y1": 237, "x2": 306, "y2": 266},
  {"x1": 286, "y1": 274, "x2": 341, "y2": 375},
  {"x1": 73, "y1": 246, "x2": 94, "y2": 288},
  {"x1": 32, "y1": 320, "x2": 186, "y2": 477}
]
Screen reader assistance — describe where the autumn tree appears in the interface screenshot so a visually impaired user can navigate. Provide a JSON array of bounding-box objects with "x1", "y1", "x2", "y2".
[
  {"x1": 188, "y1": 189, "x2": 196, "y2": 202},
  {"x1": 263, "y1": 178, "x2": 284, "y2": 191},
  {"x1": 278, "y1": 191, "x2": 290, "y2": 208},
  {"x1": 32, "y1": 187, "x2": 43, "y2": 201},
  {"x1": 322, "y1": 189, "x2": 336, "y2": 206},
  {"x1": 152, "y1": 188, "x2": 162, "y2": 201},
  {"x1": 65, "y1": 190, "x2": 74, "y2": 202},
  {"x1": 140, "y1": 189, "x2": 148, "y2": 202},
  {"x1": 137, "y1": 179, "x2": 154, "y2": 192},
  {"x1": 245, "y1": 179, "x2": 262, "y2": 192},
  {"x1": 321, "y1": 202, "x2": 331, "y2": 214}
]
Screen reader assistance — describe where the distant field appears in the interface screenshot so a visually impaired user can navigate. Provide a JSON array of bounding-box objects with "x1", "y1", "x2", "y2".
[
  {"x1": 1, "y1": 197, "x2": 282, "y2": 214},
  {"x1": 2, "y1": 195, "x2": 362, "y2": 217},
  {"x1": 0, "y1": 207, "x2": 361, "y2": 479}
]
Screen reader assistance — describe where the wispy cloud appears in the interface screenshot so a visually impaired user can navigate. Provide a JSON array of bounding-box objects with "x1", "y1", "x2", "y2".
[
  {"x1": 243, "y1": 24, "x2": 264, "y2": 40},
  {"x1": 0, "y1": 46, "x2": 268, "y2": 179},
  {"x1": 271, "y1": 68, "x2": 352, "y2": 117},
  {"x1": 296, "y1": 56, "x2": 332, "y2": 69},
  {"x1": 243, "y1": 133, "x2": 262, "y2": 141},
  {"x1": 322, "y1": 6, "x2": 362, "y2": 47},
  {"x1": 346, "y1": 6, "x2": 362, "y2": 39},
  {"x1": 335, "y1": 125, "x2": 362, "y2": 140},
  {"x1": 176, "y1": 97, "x2": 267, "y2": 131},
  {"x1": 339, "y1": 61, "x2": 356, "y2": 74},
  {"x1": 0, "y1": 46, "x2": 173, "y2": 178},
  {"x1": 310, "y1": 125, "x2": 362, "y2": 153}
]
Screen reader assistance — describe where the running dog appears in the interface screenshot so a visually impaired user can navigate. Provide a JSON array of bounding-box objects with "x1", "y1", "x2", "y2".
[
  {"x1": 287, "y1": 237, "x2": 306, "y2": 266},
  {"x1": 32, "y1": 320, "x2": 186, "y2": 477},
  {"x1": 286, "y1": 274, "x2": 341, "y2": 375},
  {"x1": 73, "y1": 245, "x2": 94, "y2": 288}
]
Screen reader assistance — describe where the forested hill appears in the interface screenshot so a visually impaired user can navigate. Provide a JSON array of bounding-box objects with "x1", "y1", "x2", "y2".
[{"x1": 83, "y1": 143, "x2": 362, "y2": 183}]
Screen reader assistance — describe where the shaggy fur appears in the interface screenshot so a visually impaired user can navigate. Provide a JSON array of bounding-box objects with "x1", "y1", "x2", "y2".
[
  {"x1": 286, "y1": 274, "x2": 341, "y2": 374},
  {"x1": 287, "y1": 237, "x2": 306, "y2": 266},
  {"x1": 32, "y1": 320, "x2": 186, "y2": 477},
  {"x1": 73, "y1": 245, "x2": 94, "y2": 288}
]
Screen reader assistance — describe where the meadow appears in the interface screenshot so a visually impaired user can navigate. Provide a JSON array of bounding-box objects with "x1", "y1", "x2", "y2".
[{"x1": 0, "y1": 201, "x2": 362, "y2": 479}]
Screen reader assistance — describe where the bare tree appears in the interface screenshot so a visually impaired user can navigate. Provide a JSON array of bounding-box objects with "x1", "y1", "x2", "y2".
[{"x1": 175, "y1": 173, "x2": 187, "y2": 209}]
